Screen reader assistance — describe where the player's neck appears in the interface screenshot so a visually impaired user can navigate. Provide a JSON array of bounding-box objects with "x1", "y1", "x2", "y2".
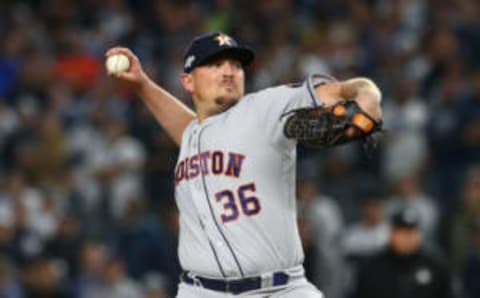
[
  {"x1": 196, "y1": 108, "x2": 220, "y2": 123},
  {"x1": 196, "y1": 102, "x2": 234, "y2": 123}
]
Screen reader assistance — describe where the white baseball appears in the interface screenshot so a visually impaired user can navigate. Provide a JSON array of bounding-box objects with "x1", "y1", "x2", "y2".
[{"x1": 106, "y1": 54, "x2": 130, "y2": 74}]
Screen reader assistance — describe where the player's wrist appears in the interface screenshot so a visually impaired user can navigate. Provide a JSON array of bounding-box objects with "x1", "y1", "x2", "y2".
[{"x1": 136, "y1": 73, "x2": 155, "y2": 97}]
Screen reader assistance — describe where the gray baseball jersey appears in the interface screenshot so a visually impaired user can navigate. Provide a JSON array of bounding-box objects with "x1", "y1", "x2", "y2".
[{"x1": 174, "y1": 75, "x2": 333, "y2": 279}]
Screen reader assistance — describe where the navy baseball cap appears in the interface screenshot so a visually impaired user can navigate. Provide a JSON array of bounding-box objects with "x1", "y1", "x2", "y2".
[
  {"x1": 183, "y1": 32, "x2": 255, "y2": 73},
  {"x1": 390, "y1": 207, "x2": 420, "y2": 229}
]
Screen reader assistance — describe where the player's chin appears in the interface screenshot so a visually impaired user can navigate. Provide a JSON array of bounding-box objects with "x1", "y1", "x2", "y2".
[
  {"x1": 215, "y1": 95, "x2": 240, "y2": 110},
  {"x1": 222, "y1": 87, "x2": 241, "y2": 98},
  {"x1": 221, "y1": 89, "x2": 242, "y2": 102}
]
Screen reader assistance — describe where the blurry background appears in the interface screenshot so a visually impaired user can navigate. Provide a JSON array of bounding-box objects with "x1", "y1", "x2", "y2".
[{"x1": 0, "y1": 0, "x2": 479, "y2": 297}]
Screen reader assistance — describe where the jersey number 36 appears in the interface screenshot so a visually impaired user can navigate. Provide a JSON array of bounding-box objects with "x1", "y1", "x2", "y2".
[{"x1": 215, "y1": 182, "x2": 261, "y2": 223}]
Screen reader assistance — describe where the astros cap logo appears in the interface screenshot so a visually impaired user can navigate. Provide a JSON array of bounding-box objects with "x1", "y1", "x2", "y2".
[{"x1": 215, "y1": 33, "x2": 233, "y2": 46}]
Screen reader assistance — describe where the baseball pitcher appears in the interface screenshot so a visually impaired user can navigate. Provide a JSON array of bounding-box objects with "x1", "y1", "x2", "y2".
[{"x1": 106, "y1": 32, "x2": 382, "y2": 297}]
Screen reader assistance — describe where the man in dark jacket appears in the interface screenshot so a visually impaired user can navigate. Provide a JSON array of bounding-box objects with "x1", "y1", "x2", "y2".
[{"x1": 353, "y1": 207, "x2": 456, "y2": 298}]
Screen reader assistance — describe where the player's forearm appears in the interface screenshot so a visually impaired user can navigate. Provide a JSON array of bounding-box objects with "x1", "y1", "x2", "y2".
[
  {"x1": 340, "y1": 77, "x2": 382, "y2": 104},
  {"x1": 138, "y1": 79, "x2": 196, "y2": 146},
  {"x1": 314, "y1": 77, "x2": 382, "y2": 120},
  {"x1": 340, "y1": 77, "x2": 382, "y2": 121}
]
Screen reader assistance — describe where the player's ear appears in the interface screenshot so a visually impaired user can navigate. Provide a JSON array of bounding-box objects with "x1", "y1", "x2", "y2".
[{"x1": 180, "y1": 73, "x2": 194, "y2": 93}]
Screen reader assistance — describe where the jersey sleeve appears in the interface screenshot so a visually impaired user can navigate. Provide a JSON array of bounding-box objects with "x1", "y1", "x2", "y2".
[{"x1": 243, "y1": 74, "x2": 335, "y2": 147}]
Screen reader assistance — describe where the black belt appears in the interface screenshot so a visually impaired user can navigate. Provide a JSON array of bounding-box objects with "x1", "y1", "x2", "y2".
[{"x1": 180, "y1": 271, "x2": 289, "y2": 295}]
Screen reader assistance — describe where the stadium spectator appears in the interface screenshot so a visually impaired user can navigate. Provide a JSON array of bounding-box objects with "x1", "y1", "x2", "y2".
[{"x1": 354, "y1": 207, "x2": 456, "y2": 298}]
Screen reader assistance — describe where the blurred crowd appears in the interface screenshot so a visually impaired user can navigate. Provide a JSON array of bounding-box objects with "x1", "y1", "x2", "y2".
[{"x1": 0, "y1": 0, "x2": 479, "y2": 297}]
